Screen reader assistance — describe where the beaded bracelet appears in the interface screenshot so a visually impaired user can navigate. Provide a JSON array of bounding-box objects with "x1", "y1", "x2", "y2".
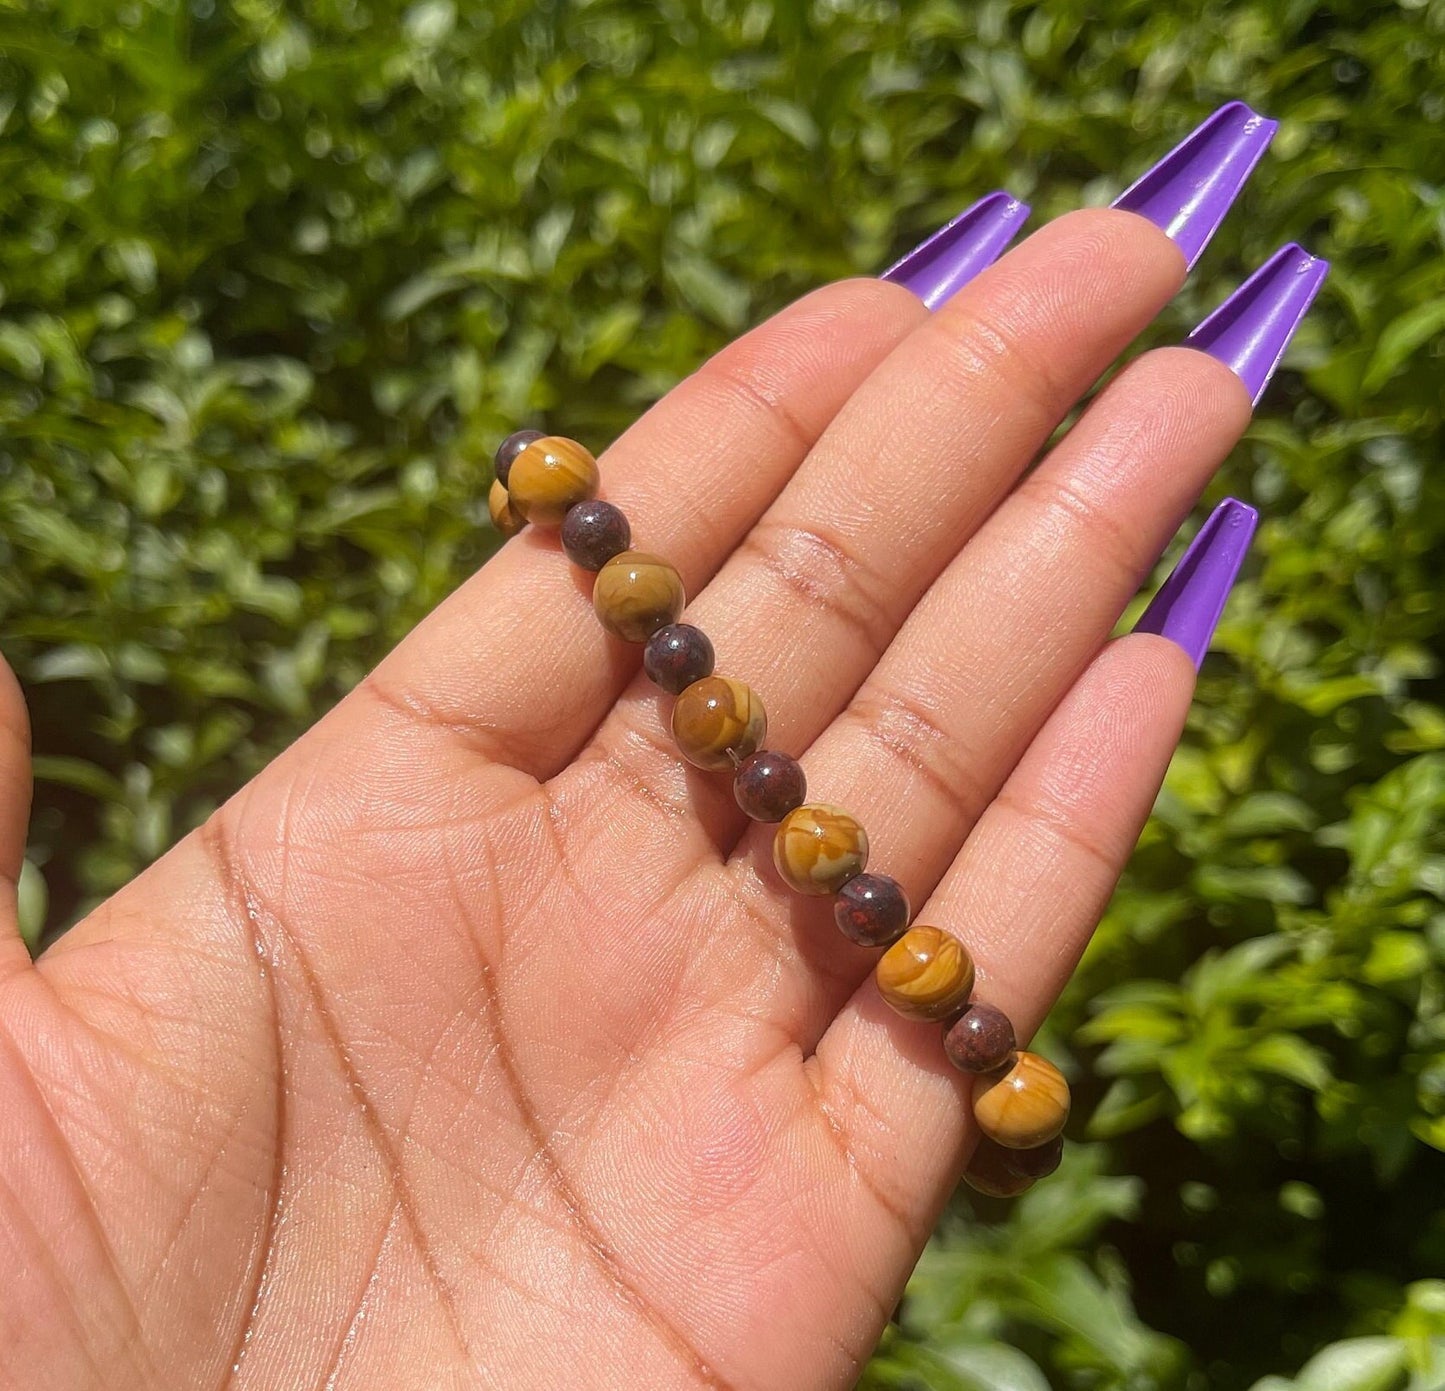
[{"x1": 491, "y1": 429, "x2": 1071, "y2": 1198}]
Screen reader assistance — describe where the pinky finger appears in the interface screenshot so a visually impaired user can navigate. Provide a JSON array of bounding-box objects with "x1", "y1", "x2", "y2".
[
  {"x1": 0, "y1": 656, "x2": 31, "y2": 977},
  {"x1": 808, "y1": 500, "x2": 1255, "y2": 1242}
]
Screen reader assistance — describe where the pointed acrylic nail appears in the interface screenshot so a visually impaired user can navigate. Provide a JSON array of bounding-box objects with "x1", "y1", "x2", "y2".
[
  {"x1": 1134, "y1": 498, "x2": 1258, "y2": 670},
  {"x1": 1186, "y1": 243, "x2": 1330, "y2": 406},
  {"x1": 1111, "y1": 102, "x2": 1278, "y2": 269},
  {"x1": 882, "y1": 191, "x2": 1031, "y2": 309}
]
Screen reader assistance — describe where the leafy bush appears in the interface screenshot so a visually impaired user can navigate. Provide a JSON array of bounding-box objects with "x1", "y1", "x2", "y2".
[{"x1": 2, "y1": 0, "x2": 1442, "y2": 1385}]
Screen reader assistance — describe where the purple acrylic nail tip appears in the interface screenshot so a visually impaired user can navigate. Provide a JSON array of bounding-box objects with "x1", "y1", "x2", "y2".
[
  {"x1": 1134, "y1": 498, "x2": 1258, "y2": 670},
  {"x1": 1186, "y1": 243, "x2": 1330, "y2": 406},
  {"x1": 1111, "y1": 102, "x2": 1278, "y2": 270},
  {"x1": 882, "y1": 191, "x2": 1030, "y2": 309}
]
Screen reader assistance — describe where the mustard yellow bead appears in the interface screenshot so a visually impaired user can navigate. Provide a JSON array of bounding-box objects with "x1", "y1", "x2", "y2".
[
  {"x1": 875, "y1": 925, "x2": 974, "y2": 1021},
  {"x1": 972, "y1": 1050, "x2": 1070, "y2": 1150},
  {"x1": 507, "y1": 435, "x2": 600, "y2": 525},
  {"x1": 671, "y1": 676, "x2": 766, "y2": 772},
  {"x1": 488, "y1": 479, "x2": 526, "y2": 539},
  {"x1": 593, "y1": 550, "x2": 686, "y2": 643},
  {"x1": 772, "y1": 804, "x2": 869, "y2": 896}
]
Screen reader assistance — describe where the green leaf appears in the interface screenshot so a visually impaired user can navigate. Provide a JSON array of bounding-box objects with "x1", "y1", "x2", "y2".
[
  {"x1": 31, "y1": 757, "x2": 125, "y2": 801},
  {"x1": 1086, "y1": 1078, "x2": 1170, "y2": 1138},
  {"x1": 0, "y1": 321, "x2": 44, "y2": 380},
  {"x1": 665, "y1": 253, "x2": 751, "y2": 330},
  {"x1": 1194, "y1": 863, "x2": 1314, "y2": 905},
  {"x1": 1363, "y1": 932, "x2": 1431, "y2": 986},
  {"x1": 934, "y1": 1343, "x2": 1052, "y2": 1391},
  {"x1": 1248, "y1": 1337, "x2": 1409, "y2": 1391},
  {"x1": 1220, "y1": 793, "x2": 1320, "y2": 837},
  {"x1": 1247, "y1": 1034, "x2": 1332, "y2": 1092},
  {"x1": 572, "y1": 303, "x2": 645, "y2": 379},
  {"x1": 17, "y1": 859, "x2": 47, "y2": 952},
  {"x1": 1362, "y1": 301, "x2": 1445, "y2": 395}
]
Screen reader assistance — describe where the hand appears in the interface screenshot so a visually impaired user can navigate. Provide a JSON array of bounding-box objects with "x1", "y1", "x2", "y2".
[{"x1": 2, "y1": 136, "x2": 1299, "y2": 1389}]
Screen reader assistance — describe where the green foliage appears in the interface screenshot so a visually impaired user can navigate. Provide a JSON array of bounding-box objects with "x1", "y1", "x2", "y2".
[{"x1": 2, "y1": 0, "x2": 1442, "y2": 1384}]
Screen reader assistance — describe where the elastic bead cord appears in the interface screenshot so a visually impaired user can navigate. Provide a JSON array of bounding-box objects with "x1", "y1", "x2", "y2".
[{"x1": 490, "y1": 431, "x2": 1072, "y2": 1196}]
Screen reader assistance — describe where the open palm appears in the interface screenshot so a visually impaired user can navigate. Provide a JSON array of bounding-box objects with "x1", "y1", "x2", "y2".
[{"x1": 2, "y1": 210, "x2": 1253, "y2": 1390}]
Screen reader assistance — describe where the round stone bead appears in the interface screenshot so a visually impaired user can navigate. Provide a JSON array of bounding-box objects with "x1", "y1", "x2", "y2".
[
  {"x1": 494, "y1": 428, "x2": 545, "y2": 487},
  {"x1": 593, "y1": 551, "x2": 686, "y2": 643},
  {"x1": 488, "y1": 479, "x2": 526, "y2": 539},
  {"x1": 561, "y1": 499, "x2": 631, "y2": 571},
  {"x1": 671, "y1": 677, "x2": 767, "y2": 772},
  {"x1": 643, "y1": 623, "x2": 715, "y2": 695},
  {"x1": 943, "y1": 1002, "x2": 1017, "y2": 1074},
  {"x1": 972, "y1": 1050, "x2": 1070, "y2": 1150},
  {"x1": 833, "y1": 873, "x2": 910, "y2": 948},
  {"x1": 1001, "y1": 1135, "x2": 1064, "y2": 1181},
  {"x1": 875, "y1": 925, "x2": 975, "y2": 1021},
  {"x1": 733, "y1": 751, "x2": 806, "y2": 822},
  {"x1": 507, "y1": 435, "x2": 600, "y2": 525},
  {"x1": 963, "y1": 1139, "x2": 1036, "y2": 1199},
  {"x1": 772, "y1": 804, "x2": 869, "y2": 896}
]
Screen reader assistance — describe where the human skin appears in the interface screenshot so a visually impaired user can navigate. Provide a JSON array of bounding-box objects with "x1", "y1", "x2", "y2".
[{"x1": 0, "y1": 208, "x2": 1252, "y2": 1391}]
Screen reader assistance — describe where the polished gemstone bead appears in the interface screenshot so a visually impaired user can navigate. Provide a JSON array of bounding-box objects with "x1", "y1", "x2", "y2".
[
  {"x1": 561, "y1": 499, "x2": 631, "y2": 571},
  {"x1": 963, "y1": 1139, "x2": 1036, "y2": 1198},
  {"x1": 943, "y1": 1002, "x2": 1017, "y2": 1074},
  {"x1": 488, "y1": 479, "x2": 526, "y2": 539},
  {"x1": 494, "y1": 428, "x2": 545, "y2": 487},
  {"x1": 875, "y1": 925, "x2": 974, "y2": 1020},
  {"x1": 833, "y1": 873, "x2": 910, "y2": 948},
  {"x1": 1001, "y1": 1135, "x2": 1064, "y2": 1180},
  {"x1": 733, "y1": 751, "x2": 806, "y2": 822},
  {"x1": 773, "y1": 804, "x2": 869, "y2": 896},
  {"x1": 593, "y1": 551, "x2": 686, "y2": 642},
  {"x1": 671, "y1": 677, "x2": 767, "y2": 772},
  {"x1": 507, "y1": 435, "x2": 600, "y2": 525},
  {"x1": 643, "y1": 623, "x2": 715, "y2": 695},
  {"x1": 972, "y1": 1050, "x2": 1070, "y2": 1150}
]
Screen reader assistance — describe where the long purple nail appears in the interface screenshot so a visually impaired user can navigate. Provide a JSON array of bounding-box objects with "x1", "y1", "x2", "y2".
[
  {"x1": 882, "y1": 191, "x2": 1030, "y2": 309},
  {"x1": 1134, "y1": 498, "x2": 1258, "y2": 669},
  {"x1": 1111, "y1": 102, "x2": 1278, "y2": 269},
  {"x1": 1186, "y1": 243, "x2": 1330, "y2": 406}
]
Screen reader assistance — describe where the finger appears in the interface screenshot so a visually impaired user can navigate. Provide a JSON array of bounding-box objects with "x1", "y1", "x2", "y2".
[
  {"x1": 731, "y1": 345, "x2": 1251, "y2": 1027},
  {"x1": 0, "y1": 655, "x2": 33, "y2": 977},
  {"x1": 809, "y1": 632, "x2": 1197, "y2": 1249},
  {"x1": 364, "y1": 277, "x2": 928, "y2": 778},
  {"x1": 582, "y1": 208, "x2": 1185, "y2": 842}
]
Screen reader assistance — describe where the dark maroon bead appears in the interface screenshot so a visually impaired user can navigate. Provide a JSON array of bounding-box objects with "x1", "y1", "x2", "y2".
[
  {"x1": 561, "y1": 499, "x2": 631, "y2": 571},
  {"x1": 833, "y1": 873, "x2": 910, "y2": 947},
  {"x1": 963, "y1": 1138, "x2": 1035, "y2": 1198},
  {"x1": 1002, "y1": 1134, "x2": 1064, "y2": 1180},
  {"x1": 643, "y1": 624, "x2": 714, "y2": 694},
  {"x1": 943, "y1": 1002, "x2": 1016, "y2": 1074},
  {"x1": 494, "y1": 428, "x2": 545, "y2": 486},
  {"x1": 733, "y1": 751, "x2": 807, "y2": 822}
]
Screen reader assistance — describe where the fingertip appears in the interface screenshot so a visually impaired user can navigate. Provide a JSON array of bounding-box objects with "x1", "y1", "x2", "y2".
[
  {"x1": 1093, "y1": 630, "x2": 1200, "y2": 732},
  {"x1": 1015, "y1": 205, "x2": 1189, "y2": 286},
  {"x1": 926, "y1": 206, "x2": 1189, "y2": 385}
]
